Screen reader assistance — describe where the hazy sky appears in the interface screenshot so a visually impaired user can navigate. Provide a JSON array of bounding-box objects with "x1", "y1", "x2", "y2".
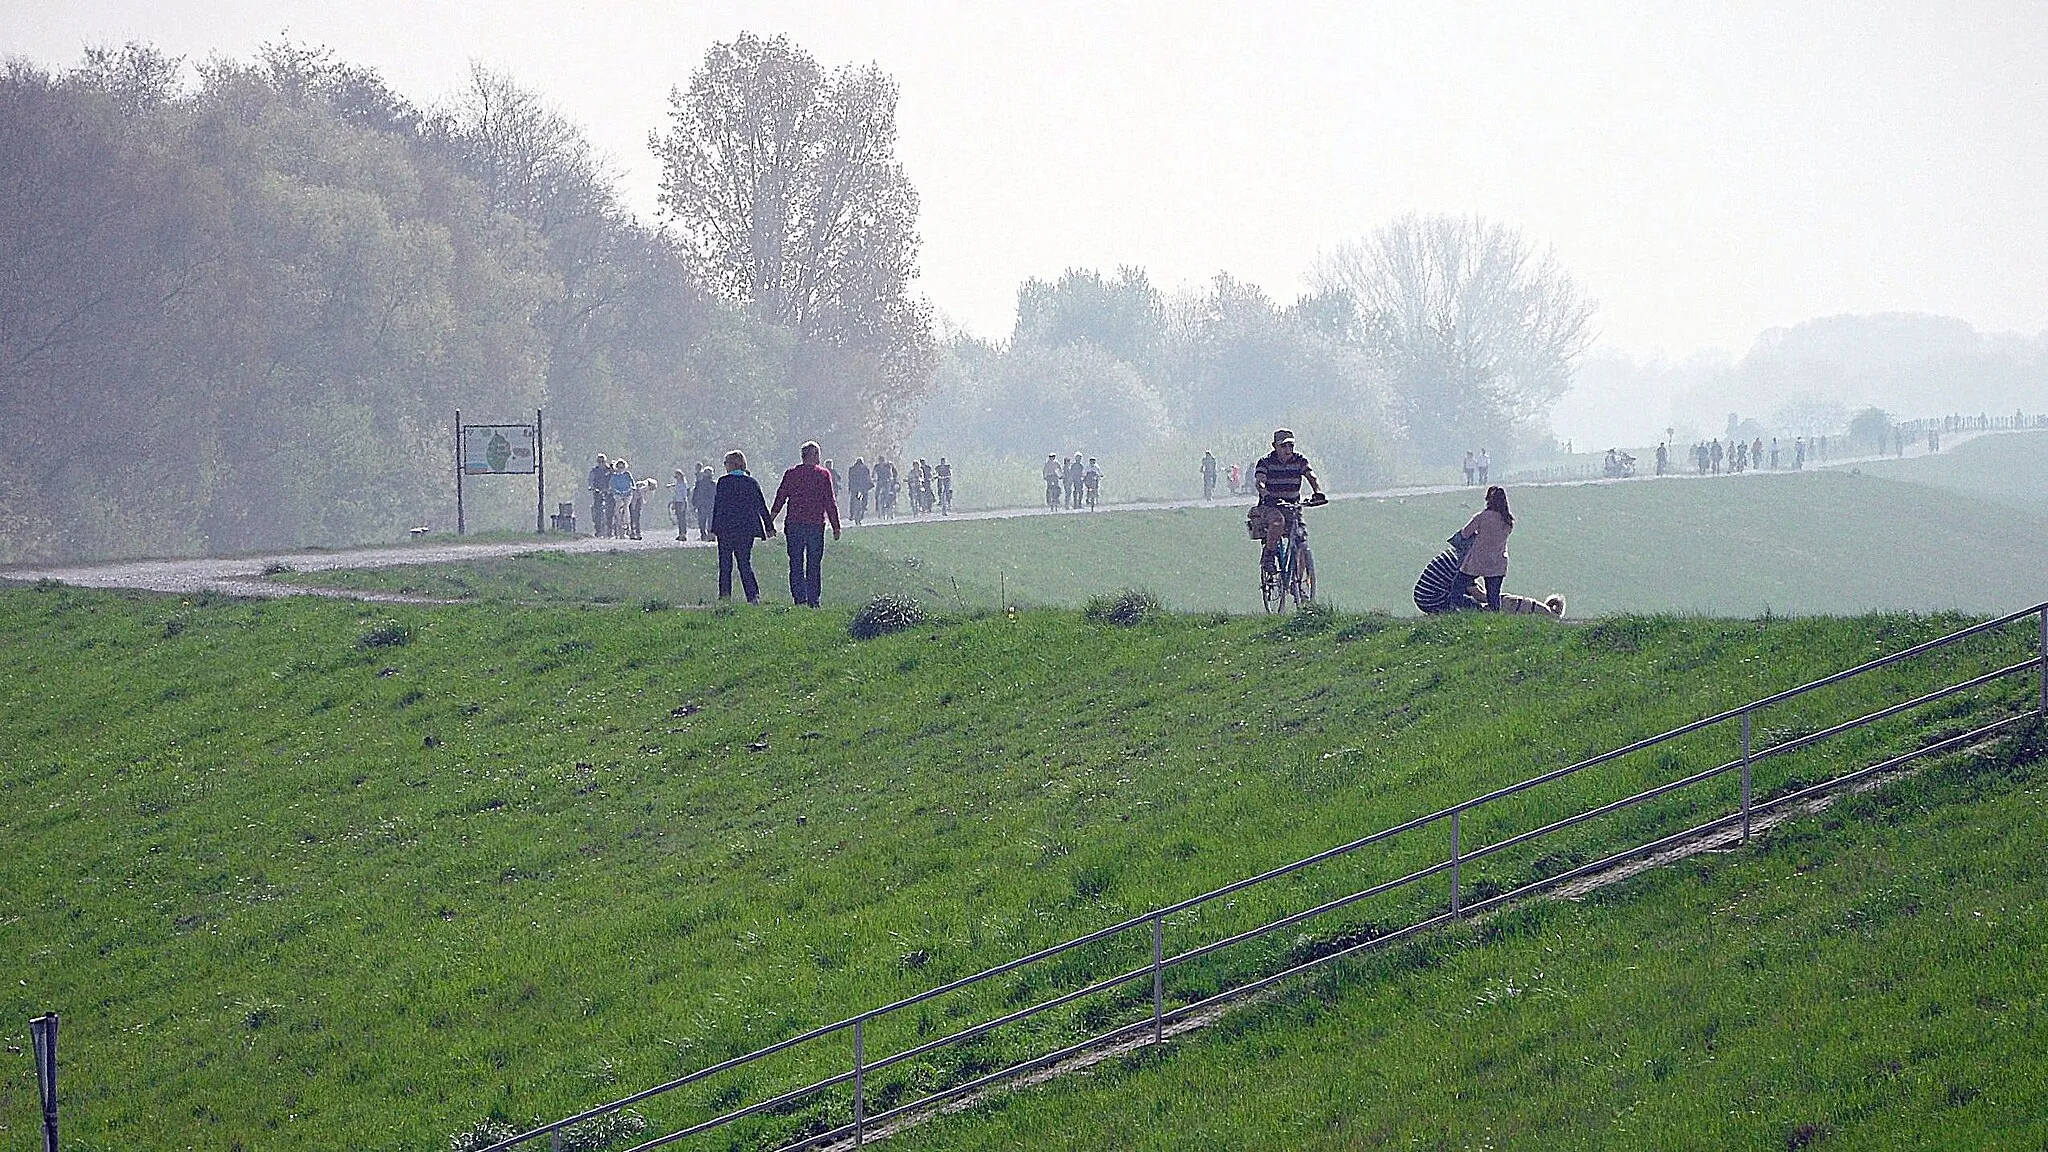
[{"x1": 7, "y1": 1, "x2": 2048, "y2": 361}]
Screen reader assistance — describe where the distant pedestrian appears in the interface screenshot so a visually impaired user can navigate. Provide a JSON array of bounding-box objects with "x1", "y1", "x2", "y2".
[
  {"x1": 935, "y1": 457, "x2": 954, "y2": 514},
  {"x1": 670, "y1": 469, "x2": 689, "y2": 540},
  {"x1": 589, "y1": 455, "x2": 613, "y2": 538},
  {"x1": 1655, "y1": 442, "x2": 1668, "y2": 476},
  {"x1": 1455, "y1": 485, "x2": 1514, "y2": 612},
  {"x1": 627, "y1": 478, "x2": 652, "y2": 540},
  {"x1": 770, "y1": 441, "x2": 842, "y2": 608},
  {"x1": 1083, "y1": 458, "x2": 1101, "y2": 509},
  {"x1": 609, "y1": 460, "x2": 635, "y2": 536},
  {"x1": 1710, "y1": 439, "x2": 1723, "y2": 474},
  {"x1": 1769, "y1": 439, "x2": 1779, "y2": 470},
  {"x1": 709, "y1": 451, "x2": 773, "y2": 603},
  {"x1": 1794, "y1": 438, "x2": 1805, "y2": 469},
  {"x1": 848, "y1": 457, "x2": 873, "y2": 525},
  {"x1": 1752, "y1": 437, "x2": 1764, "y2": 468},
  {"x1": 1462, "y1": 450, "x2": 1476, "y2": 486},
  {"x1": 1043, "y1": 453, "x2": 1062, "y2": 510},
  {"x1": 692, "y1": 464, "x2": 717, "y2": 537},
  {"x1": 1201, "y1": 450, "x2": 1218, "y2": 499},
  {"x1": 1475, "y1": 448, "x2": 1491, "y2": 485}
]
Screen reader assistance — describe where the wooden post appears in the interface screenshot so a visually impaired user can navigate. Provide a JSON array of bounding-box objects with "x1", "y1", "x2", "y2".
[
  {"x1": 535, "y1": 408, "x2": 546, "y2": 534},
  {"x1": 32, "y1": 1012, "x2": 57, "y2": 1152},
  {"x1": 454, "y1": 409, "x2": 465, "y2": 536}
]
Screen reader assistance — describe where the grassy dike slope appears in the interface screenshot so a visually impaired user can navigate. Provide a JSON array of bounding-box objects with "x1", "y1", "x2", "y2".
[
  {"x1": 861, "y1": 469, "x2": 2048, "y2": 617},
  {"x1": 1847, "y1": 429, "x2": 2048, "y2": 516},
  {"x1": 0, "y1": 587, "x2": 2036, "y2": 1149},
  {"x1": 895, "y1": 729, "x2": 2048, "y2": 1151},
  {"x1": 284, "y1": 461, "x2": 2048, "y2": 619}
]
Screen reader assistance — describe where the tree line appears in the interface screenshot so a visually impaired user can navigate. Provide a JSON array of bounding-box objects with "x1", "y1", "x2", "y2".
[
  {"x1": 0, "y1": 35, "x2": 932, "y2": 562},
  {"x1": 2, "y1": 34, "x2": 1594, "y2": 563}
]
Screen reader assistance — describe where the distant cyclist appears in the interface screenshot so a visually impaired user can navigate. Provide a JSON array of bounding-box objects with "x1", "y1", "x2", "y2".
[
  {"x1": 1254, "y1": 430, "x2": 1326, "y2": 574},
  {"x1": 934, "y1": 457, "x2": 953, "y2": 514},
  {"x1": 1083, "y1": 457, "x2": 1101, "y2": 510}
]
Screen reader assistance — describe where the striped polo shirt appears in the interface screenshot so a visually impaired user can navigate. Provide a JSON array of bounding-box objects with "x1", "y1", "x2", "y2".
[{"x1": 1254, "y1": 451, "x2": 1312, "y2": 502}]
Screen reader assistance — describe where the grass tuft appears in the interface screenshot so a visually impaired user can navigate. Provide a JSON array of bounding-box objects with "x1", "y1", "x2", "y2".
[
  {"x1": 850, "y1": 593, "x2": 927, "y2": 639},
  {"x1": 1083, "y1": 588, "x2": 1162, "y2": 627},
  {"x1": 357, "y1": 619, "x2": 414, "y2": 648}
]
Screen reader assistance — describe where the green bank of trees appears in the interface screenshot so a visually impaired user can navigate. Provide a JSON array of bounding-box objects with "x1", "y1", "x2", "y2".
[
  {"x1": 2, "y1": 35, "x2": 1595, "y2": 560},
  {"x1": 0, "y1": 38, "x2": 933, "y2": 562},
  {"x1": 914, "y1": 218, "x2": 1594, "y2": 493}
]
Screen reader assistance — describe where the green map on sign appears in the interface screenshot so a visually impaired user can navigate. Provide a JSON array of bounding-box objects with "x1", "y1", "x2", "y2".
[{"x1": 486, "y1": 432, "x2": 511, "y2": 472}]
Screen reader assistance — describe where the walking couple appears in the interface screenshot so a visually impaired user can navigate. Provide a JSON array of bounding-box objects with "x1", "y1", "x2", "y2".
[{"x1": 708, "y1": 441, "x2": 842, "y2": 605}]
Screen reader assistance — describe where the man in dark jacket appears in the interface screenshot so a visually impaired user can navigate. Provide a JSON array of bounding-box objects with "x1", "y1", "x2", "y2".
[
  {"x1": 708, "y1": 451, "x2": 774, "y2": 602},
  {"x1": 769, "y1": 441, "x2": 843, "y2": 607},
  {"x1": 588, "y1": 455, "x2": 612, "y2": 538},
  {"x1": 691, "y1": 464, "x2": 717, "y2": 538}
]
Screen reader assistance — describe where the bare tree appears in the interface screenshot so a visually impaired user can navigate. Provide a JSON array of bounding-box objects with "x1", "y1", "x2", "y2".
[{"x1": 1317, "y1": 214, "x2": 1594, "y2": 463}]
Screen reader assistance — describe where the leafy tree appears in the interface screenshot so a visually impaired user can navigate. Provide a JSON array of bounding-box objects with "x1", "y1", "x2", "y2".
[
  {"x1": 652, "y1": 33, "x2": 934, "y2": 448},
  {"x1": 1012, "y1": 266, "x2": 1168, "y2": 375},
  {"x1": 1316, "y1": 214, "x2": 1594, "y2": 464},
  {"x1": 1847, "y1": 406, "x2": 1893, "y2": 453}
]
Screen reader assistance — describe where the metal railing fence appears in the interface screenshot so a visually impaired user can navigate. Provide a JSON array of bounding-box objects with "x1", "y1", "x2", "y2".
[{"x1": 479, "y1": 603, "x2": 2048, "y2": 1152}]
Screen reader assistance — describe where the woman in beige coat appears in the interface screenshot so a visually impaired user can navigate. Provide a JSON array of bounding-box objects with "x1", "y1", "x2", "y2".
[{"x1": 1456, "y1": 485, "x2": 1514, "y2": 611}]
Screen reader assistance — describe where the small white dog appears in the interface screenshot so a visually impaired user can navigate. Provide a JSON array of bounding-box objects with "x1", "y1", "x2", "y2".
[{"x1": 1498, "y1": 591, "x2": 1568, "y2": 618}]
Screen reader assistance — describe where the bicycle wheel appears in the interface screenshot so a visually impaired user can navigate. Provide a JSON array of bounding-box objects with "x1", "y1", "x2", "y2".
[
  {"x1": 1260, "y1": 543, "x2": 1286, "y2": 613},
  {"x1": 1293, "y1": 545, "x2": 1316, "y2": 605}
]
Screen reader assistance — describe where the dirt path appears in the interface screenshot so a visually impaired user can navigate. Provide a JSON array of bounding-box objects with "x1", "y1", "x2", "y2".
[{"x1": 0, "y1": 430, "x2": 1995, "y2": 603}]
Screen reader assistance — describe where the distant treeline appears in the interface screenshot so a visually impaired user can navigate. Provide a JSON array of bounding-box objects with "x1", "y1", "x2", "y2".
[
  {"x1": 0, "y1": 38, "x2": 931, "y2": 562},
  {"x1": 2, "y1": 38, "x2": 1598, "y2": 563}
]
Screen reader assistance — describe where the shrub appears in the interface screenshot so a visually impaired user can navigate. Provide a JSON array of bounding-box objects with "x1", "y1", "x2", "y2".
[
  {"x1": 1083, "y1": 588, "x2": 1161, "y2": 627},
  {"x1": 358, "y1": 620, "x2": 414, "y2": 648},
  {"x1": 849, "y1": 594, "x2": 925, "y2": 640}
]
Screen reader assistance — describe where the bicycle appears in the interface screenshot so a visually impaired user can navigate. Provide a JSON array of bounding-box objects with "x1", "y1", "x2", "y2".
[{"x1": 1258, "y1": 495, "x2": 1323, "y2": 613}]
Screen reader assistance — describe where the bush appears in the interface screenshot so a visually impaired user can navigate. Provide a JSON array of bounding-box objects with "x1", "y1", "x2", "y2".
[
  {"x1": 1084, "y1": 588, "x2": 1161, "y2": 627},
  {"x1": 357, "y1": 620, "x2": 414, "y2": 648},
  {"x1": 849, "y1": 594, "x2": 926, "y2": 640}
]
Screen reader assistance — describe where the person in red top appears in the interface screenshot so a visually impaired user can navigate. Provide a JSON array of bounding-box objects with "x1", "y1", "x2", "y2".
[{"x1": 769, "y1": 440, "x2": 842, "y2": 607}]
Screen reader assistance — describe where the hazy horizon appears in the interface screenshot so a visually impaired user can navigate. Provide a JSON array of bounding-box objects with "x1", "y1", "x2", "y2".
[{"x1": 7, "y1": 0, "x2": 2048, "y2": 445}]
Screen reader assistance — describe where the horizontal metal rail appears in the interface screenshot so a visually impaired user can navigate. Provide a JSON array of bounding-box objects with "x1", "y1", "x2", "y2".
[{"x1": 480, "y1": 602, "x2": 2047, "y2": 1152}]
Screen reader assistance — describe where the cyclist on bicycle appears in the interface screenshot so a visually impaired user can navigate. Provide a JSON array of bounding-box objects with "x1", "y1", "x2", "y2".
[{"x1": 1254, "y1": 430, "x2": 1326, "y2": 574}]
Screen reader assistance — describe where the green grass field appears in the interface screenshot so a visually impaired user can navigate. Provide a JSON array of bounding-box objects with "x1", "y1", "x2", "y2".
[
  {"x1": 895, "y1": 727, "x2": 2048, "y2": 1151},
  {"x1": 0, "y1": 583, "x2": 2039, "y2": 1151},
  {"x1": 1845, "y1": 429, "x2": 2048, "y2": 516},
  {"x1": 286, "y1": 462, "x2": 2048, "y2": 618}
]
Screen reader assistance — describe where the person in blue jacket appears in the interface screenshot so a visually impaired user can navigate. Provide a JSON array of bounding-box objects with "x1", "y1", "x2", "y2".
[{"x1": 708, "y1": 450, "x2": 775, "y2": 602}]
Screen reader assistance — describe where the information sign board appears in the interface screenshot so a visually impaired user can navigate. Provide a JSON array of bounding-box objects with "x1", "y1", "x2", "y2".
[{"x1": 461, "y1": 424, "x2": 537, "y2": 475}]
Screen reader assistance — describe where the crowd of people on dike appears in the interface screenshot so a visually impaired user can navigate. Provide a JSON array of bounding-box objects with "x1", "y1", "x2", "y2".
[
  {"x1": 584, "y1": 456, "x2": 667, "y2": 540},
  {"x1": 1042, "y1": 453, "x2": 1103, "y2": 510},
  {"x1": 846, "y1": 456, "x2": 956, "y2": 522}
]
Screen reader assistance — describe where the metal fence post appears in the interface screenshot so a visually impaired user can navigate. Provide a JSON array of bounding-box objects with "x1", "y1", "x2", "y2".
[
  {"x1": 1741, "y1": 709, "x2": 1753, "y2": 844},
  {"x1": 2038, "y1": 606, "x2": 2046, "y2": 717},
  {"x1": 1151, "y1": 915, "x2": 1164, "y2": 1045},
  {"x1": 31, "y1": 1012, "x2": 57, "y2": 1152},
  {"x1": 1449, "y1": 810, "x2": 1462, "y2": 916},
  {"x1": 852, "y1": 1018, "x2": 865, "y2": 1148},
  {"x1": 550, "y1": 1127, "x2": 562, "y2": 1152}
]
